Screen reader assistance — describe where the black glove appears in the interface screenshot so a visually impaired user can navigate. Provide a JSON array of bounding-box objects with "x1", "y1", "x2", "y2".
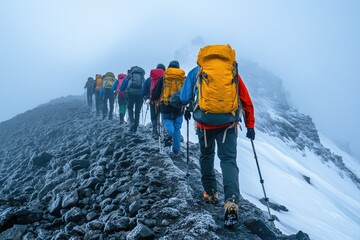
[
  {"x1": 184, "y1": 107, "x2": 191, "y2": 121},
  {"x1": 246, "y1": 128, "x2": 255, "y2": 140}
]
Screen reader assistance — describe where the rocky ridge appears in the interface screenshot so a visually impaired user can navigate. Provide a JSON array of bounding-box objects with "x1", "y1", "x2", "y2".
[{"x1": 0, "y1": 98, "x2": 309, "y2": 239}]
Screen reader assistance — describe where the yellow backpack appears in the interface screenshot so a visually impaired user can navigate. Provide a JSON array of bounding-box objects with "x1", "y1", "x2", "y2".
[
  {"x1": 197, "y1": 44, "x2": 238, "y2": 115},
  {"x1": 160, "y1": 68, "x2": 185, "y2": 105}
]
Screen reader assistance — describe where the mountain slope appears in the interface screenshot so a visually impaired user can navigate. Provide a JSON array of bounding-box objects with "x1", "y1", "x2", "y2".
[{"x1": 0, "y1": 98, "x2": 309, "y2": 239}]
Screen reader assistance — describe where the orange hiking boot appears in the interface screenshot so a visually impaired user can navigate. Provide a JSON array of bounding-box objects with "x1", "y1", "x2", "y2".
[
  {"x1": 203, "y1": 191, "x2": 219, "y2": 204},
  {"x1": 224, "y1": 196, "x2": 239, "y2": 227}
]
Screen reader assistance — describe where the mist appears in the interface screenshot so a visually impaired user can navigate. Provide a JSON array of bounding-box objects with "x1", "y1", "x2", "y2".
[{"x1": 0, "y1": 0, "x2": 359, "y2": 158}]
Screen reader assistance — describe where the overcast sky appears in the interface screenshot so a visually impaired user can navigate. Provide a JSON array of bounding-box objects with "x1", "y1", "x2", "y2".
[{"x1": 0, "y1": 0, "x2": 359, "y2": 158}]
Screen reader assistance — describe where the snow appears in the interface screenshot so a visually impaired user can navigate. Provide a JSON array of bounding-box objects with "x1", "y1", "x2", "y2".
[{"x1": 177, "y1": 117, "x2": 360, "y2": 240}]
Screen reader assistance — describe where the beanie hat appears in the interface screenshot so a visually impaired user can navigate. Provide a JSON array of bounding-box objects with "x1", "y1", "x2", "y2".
[
  {"x1": 156, "y1": 63, "x2": 166, "y2": 71},
  {"x1": 168, "y1": 60, "x2": 180, "y2": 69}
]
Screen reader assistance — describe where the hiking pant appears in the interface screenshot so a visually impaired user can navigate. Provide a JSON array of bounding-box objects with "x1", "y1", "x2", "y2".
[
  {"x1": 197, "y1": 126, "x2": 240, "y2": 202},
  {"x1": 117, "y1": 95, "x2": 127, "y2": 123},
  {"x1": 150, "y1": 103, "x2": 159, "y2": 135},
  {"x1": 87, "y1": 91, "x2": 93, "y2": 107},
  {"x1": 127, "y1": 94, "x2": 143, "y2": 126},
  {"x1": 95, "y1": 90, "x2": 102, "y2": 115},
  {"x1": 162, "y1": 113, "x2": 183, "y2": 153},
  {"x1": 102, "y1": 88, "x2": 114, "y2": 118}
]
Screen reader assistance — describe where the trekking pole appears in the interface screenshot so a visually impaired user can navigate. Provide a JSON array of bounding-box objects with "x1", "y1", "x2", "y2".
[
  {"x1": 143, "y1": 103, "x2": 149, "y2": 126},
  {"x1": 186, "y1": 107, "x2": 190, "y2": 176},
  {"x1": 115, "y1": 95, "x2": 118, "y2": 118},
  {"x1": 250, "y1": 139, "x2": 274, "y2": 221}
]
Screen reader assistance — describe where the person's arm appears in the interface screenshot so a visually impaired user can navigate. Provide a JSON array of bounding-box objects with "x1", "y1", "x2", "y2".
[
  {"x1": 238, "y1": 75, "x2": 255, "y2": 129},
  {"x1": 180, "y1": 66, "x2": 198, "y2": 105},
  {"x1": 84, "y1": 82, "x2": 88, "y2": 89},
  {"x1": 112, "y1": 80, "x2": 118, "y2": 92},
  {"x1": 99, "y1": 84, "x2": 104, "y2": 97},
  {"x1": 142, "y1": 78, "x2": 150, "y2": 99},
  {"x1": 120, "y1": 78, "x2": 128, "y2": 92}
]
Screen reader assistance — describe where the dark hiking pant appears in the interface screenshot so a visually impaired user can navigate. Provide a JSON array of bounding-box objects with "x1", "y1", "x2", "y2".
[
  {"x1": 87, "y1": 91, "x2": 93, "y2": 107},
  {"x1": 95, "y1": 90, "x2": 102, "y2": 115},
  {"x1": 197, "y1": 126, "x2": 240, "y2": 202},
  {"x1": 117, "y1": 95, "x2": 127, "y2": 123},
  {"x1": 150, "y1": 103, "x2": 159, "y2": 136},
  {"x1": 127, "y1": 94, "x2": 143, "y2": 129},
  {"x1": 102, "y1": 88, "x2": 114, "y2": 119}
]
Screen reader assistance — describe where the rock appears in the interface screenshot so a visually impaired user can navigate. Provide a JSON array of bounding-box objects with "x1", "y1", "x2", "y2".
[
  {"x1": 31, "y1": 151, "x2": 53, "y2": 167},
  {"x1": 129, "y1": 200, "x2": 142, "y2": 217},
  {"x1": 0, "y1": 224, "x2": 27, "y2": 240},
  {"x1": 244, "y1": 217, "x2": 278, "y2": 240},
  {"x1": 127, "y1": 223, "x2": 155, "y2": 240},
  {"x1": 62, "y1": 190, "x2": 79, "y2": 208},
  {"x1": 69, "y1": 159, "x2": 91, "y2": 171},
  {"x1": 63, "y1": 207, "x2": 83, "y2": 223},
  {"x1": 48, "y1": 195, "x2": 62, "y2": 217}
]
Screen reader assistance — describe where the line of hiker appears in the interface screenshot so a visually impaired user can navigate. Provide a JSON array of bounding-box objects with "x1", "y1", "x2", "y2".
[{"x1": 83, "y1": 44, "x2": 256, "y2": 228}]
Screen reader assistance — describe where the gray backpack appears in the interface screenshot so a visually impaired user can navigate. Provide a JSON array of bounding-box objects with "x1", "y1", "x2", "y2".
[{"x1": 127, "y1": 66, "x2": 145, "y2": 95}]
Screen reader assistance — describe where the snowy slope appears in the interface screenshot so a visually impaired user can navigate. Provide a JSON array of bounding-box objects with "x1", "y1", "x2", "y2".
[
  {"x1": 178, "y1": 118, "x2": 360, "y2": 240},
  {"x1": 175, "y1": 39, "x2": 360, "y2": 240}
]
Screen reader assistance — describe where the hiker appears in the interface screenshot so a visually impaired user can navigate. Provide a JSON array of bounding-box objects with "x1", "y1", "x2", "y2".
[
  {"x1": 112, "y1": 73, "x2": 128, "y2": 124},
  {"x1": 179, "y1": 45, "x2": 255, "y2": 227},
  {"x1": 152, "y1": 60, "x2": 186, "y2": 155},
  {"x1": 84, "y1": 77, "x2": 95, "y2": 108},
  {"x1": 142, "y1": 63, "x2": 166, "y2": 137},
  {"x1": 101, "y1": 72, "x2": 116, "y2": 120},
  {"x1": 120, "y1": 66, "x2": 146, "y2": 132},
  {"x1": 94, "y1": 74, "x2": 103, "y2": 116}
]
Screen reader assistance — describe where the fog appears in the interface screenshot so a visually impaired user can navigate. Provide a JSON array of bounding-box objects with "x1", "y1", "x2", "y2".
[{"x1": 0, "y1": 0, "x2": 359, "y2": 159}]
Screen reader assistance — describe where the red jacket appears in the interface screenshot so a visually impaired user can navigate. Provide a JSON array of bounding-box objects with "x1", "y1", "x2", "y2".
[{"x1": 197, "y1": 74, "x2": 255, "y2": 130}]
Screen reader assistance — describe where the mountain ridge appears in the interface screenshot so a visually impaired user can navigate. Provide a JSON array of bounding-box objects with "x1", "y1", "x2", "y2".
[{"x1": 0, "y1": 98, "x2": 310, "y2": 239}]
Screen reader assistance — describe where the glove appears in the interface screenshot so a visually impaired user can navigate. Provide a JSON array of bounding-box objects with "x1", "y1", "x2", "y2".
[
  {"x1": 145, "y1": 99, "x2": 150, "y2": 105},
  {"x1": 184, "y1": 108, "x2": 191, "y2": 121},
  {"x1": 246, "y1": 128, "x2": 255, "y2": 140}
]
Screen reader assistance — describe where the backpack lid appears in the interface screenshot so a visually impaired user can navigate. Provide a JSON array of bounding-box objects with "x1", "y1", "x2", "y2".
[
  {"x1": 197, "y1": 44, "x2": 236, "y2": 66},
  {"x1": 150, "y1": 69, "x2": 164, "y2": 81},
  {"x1": 118, "y1": 73, "x2": 127, "y2": 80}
]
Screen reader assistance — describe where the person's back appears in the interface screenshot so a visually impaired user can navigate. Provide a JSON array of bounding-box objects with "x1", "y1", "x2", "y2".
[
  {"x1": 114, "y1": 73, "x2": 128, "y2": 124},
  {"x1": 158, "y1": 60, "x2": 185, "y2": 155},
  {"x1": 143, "y1": 63, "x2": 165, "y2": 137},
  {"x1": 102, "y1": 72, "x2": 116, "y2": 120},
  {"x1": 125, "y1": 66, "x2": 145, "y2": 132},
  {"x1": 94, "y1": 74, "x2": 103, "y2": 116},
  {"x1": 84, "y1": 77, "x2": 95, "y2": 107},
  {"x1": 180, "y1": 44, "x2": 255, "y2": 227}
]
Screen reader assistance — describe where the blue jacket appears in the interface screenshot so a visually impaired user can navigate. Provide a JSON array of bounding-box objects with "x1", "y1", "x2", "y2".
[
  {"x1": 180, "y1": 66, "x2": 198, "y2": 105},
  {"x1": 119, "y1": 77, "x2": 129, "y2": 92},
  {"x1": 112, "y1": 79, "x2": 119, "y2": 92}
]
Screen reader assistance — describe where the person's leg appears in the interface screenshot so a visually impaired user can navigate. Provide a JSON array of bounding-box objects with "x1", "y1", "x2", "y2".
[
  {"x1": 197, "y1": 128, "x2": 217, "y2": 196},
  {"x1": 95, "y1": 91, "x2": 100, "y2": 115},
  {"x1": 127, "y1": 96, "x2": 135, "y2": 124},
  {"x1": 133, "y1": 97, "x2": 143, "y2": 130},
  {"x1": 102, "y1": 92, "x2": 108, "y2": 119},
  {"x1": 87, "y1": 93, "x2": 92, "y2": 107},
  {"x1": 109, "y1": 91, "x2": 114, "y2": 119},
  {"x1": 172, "y1": 114, "x2": 184, "y2": 153},
  {"x1": 216, "y1": 127, "x2": 240, "y2": 202},
  {"x1": 150, "y1": 103, "x2": 157, "y2": 135},
  {"x1": 118, "y1": 96, "x2": 126, "y2": 123}
]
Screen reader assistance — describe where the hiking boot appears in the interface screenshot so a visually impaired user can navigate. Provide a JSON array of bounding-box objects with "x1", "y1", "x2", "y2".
[
  {"x1": 203, "y1": 191, "x2": 219, "y2": 204},
  {"x1": 164, "y1": 134, "x2": 172, "y2": 147},
  {"x1": 224, "y1": 196, "x2": 239, "y2": 227}
]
